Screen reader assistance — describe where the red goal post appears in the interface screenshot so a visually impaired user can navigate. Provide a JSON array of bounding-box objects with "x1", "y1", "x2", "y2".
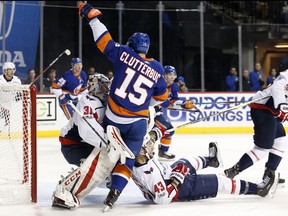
[{"x1": 0, "y1": 84, "x2": 37, "y2": 203}]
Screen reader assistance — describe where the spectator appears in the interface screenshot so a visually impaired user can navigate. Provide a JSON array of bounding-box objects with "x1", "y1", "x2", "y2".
[
  {"x1": 176, "y1": 76, "x2": 188, "y2": 93},
  {"x1": 242, "y1": 69, "x2": 251, "y2": 91},
  {"x1": 266, "y1": 68, "x2": 278, "y2": 86},
  {"x1": 106, "y1": 70, "x2": 114, "y2": 80},
  {"x1": 225, "y1": 67, "x2": 239, "y2": 92},
  {"x1": 249, "y1": 63, "x2": 265, "y2": 91},
  {"x1": 23, "y1": 68, "x2": 40, "y2": 91},
  {"x1": 43, "y1": 69, "x2": 57, "y2": 92},
  {"x1": 87, "y1": 66, "x2": 96, "y2": 76}
]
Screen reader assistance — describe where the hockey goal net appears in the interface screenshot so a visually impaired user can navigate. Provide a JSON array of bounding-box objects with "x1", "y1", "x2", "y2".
[{"x1": 0, "y1": 84, "x2": 37, "y2": 204}]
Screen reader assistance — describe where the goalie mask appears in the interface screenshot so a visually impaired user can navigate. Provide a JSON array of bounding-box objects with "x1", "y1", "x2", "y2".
[
  {"x1": 88, "y1": 73, "x2": 111, "y2": 101},
  {"x1": 2, "y1": 62, "x2": 16, "y2": 74}
]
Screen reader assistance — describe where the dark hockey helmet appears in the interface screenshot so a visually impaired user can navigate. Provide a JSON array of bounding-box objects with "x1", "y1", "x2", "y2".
[
  {"x1": 127, "y1": 32, "x2": 150, "y2": 54},
  {"x1": 164, "y1": 65, "x2": 177, "y2": 76},
  {"x1": 71, "y1": 57, "x2": 82, "y2": 66}
]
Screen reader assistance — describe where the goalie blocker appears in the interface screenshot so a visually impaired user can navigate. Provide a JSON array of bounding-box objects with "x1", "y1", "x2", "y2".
[{"x1": 52, "y1": 125, "x2": 134, "y2": 209}]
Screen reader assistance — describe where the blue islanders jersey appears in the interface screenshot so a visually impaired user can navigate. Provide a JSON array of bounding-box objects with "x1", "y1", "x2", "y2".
[
  {"x1": 52, "y1": 69, "x2": 88, "y2": 97},
  {"x1": 91, "y1": 19, "x2": 168, "y2": 122},
  {"x1": 161, "y1": 82, "x2": 180, "y2": 108}
]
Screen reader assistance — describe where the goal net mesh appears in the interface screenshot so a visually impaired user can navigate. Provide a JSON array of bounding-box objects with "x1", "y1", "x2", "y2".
[{"x1": 0, "y1": 84, "x2": 36, "y2": 204}]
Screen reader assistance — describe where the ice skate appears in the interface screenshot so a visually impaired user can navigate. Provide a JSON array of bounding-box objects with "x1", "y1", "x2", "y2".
[
  {"x1": 224, "y1": 163, "x2": 240, "y2": 179},
  {"x1": 257, "y1": 168, "x2": 277, "y2": 197},
  {"x1": 208, "y1": 142, "x2": 223, "y2": 168},
  {"x1": 102, "y1": 189, "x2": 121, "y2": 212},
  {"x1": 51, "y1": 185, "x2": 80, "y2": 209},
  {"x1": 158, "y1": 148, "x2": 176, "y2": 160}
]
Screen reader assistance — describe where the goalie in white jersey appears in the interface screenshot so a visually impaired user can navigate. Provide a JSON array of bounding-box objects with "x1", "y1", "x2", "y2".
[
  {"x1": 52, "y1": 73, "x2": 134, "y2": 209},
  {"x1": 132, "y1": 132, "x2": 279, "y2": 204}
]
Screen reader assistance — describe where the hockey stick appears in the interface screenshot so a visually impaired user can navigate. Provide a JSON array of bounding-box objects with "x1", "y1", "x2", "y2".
[
  {"x1": 30, "y1": 49, "x2": 71, "y2": 86},
  {"x1": 67, "y1": 100, "x2": 155, "y2": 200},
  {"x1": 67, "y1": 100, "x2": 107, "y2": 145},
  {"x1": 193, "y1": 100, "x2": 257, "y2": 105},
  {"x1": 167, "y1": 95, "x2": 270, "y2": 132},
  {"x1": 67, "y1": 100, "x2": 133, "y2": 159},
  {"x1": 167, "y1": 107, "x2": 201, "y2": 113}
]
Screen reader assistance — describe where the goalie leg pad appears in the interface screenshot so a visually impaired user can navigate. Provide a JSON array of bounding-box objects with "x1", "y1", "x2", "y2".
[{"x1": 56, "y1": 147, "x2": 117, "y2": 201}]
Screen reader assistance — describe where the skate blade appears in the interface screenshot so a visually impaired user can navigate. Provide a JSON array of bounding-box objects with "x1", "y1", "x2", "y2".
[
  {"x1": 267, "y1": 172, "x2": 280, "y2": 199},
  {"x1": 102, "y1": 204, "x2": 111, "y2": 213},
  {"x1": 211, "y1": 142, "x2": 224, "y2": 168},
  {"x1": 52, "y1": 199, "x2": 72, "y2": 209}
]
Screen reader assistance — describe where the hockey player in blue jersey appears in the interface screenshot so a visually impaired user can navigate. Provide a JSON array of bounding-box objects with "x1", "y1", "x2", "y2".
[
  {"x1": 77, "y1": 1, "x2": 168, "y2": 211},
  {"x1": 52, "y1": 57, "x2": 88, "y2": 119},
  {"x1": 155, "y1": 65, "x2": 195, "y2": 160}
]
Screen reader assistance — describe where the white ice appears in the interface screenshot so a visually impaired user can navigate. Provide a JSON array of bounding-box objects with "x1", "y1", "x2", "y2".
[{"x1": 1, "y1": 133, "x2": 288, "y2": 216}]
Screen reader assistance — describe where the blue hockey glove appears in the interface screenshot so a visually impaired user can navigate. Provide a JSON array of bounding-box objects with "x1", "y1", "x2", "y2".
[
  {"x1": 78, "y1": 1, "x2": 102, "y2": 22},
  {"x1": 59, "y1": 94, "x2": 71, "y2": 105}
]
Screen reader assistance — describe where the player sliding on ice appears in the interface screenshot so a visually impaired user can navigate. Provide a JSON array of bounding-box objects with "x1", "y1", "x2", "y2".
[{"x1": 132, "y1": 136, "x2": 279, "y2": 204}]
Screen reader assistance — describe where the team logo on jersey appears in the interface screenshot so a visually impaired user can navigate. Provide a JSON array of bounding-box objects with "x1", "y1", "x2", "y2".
[
  {"x1": 144, "y1": 167, "x2": 153, "y2": 174},
  {"x1": 74, "y1": 84, "x2": 82, "y2": 95},
  {"x1": 285, "y1": 84, "x2": 288, "y2": 91}
]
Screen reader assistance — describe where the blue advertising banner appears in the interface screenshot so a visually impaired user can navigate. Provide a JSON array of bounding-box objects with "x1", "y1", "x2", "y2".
[{"x1": 0, "y1": 1, "x2": 40, "y2": 79}]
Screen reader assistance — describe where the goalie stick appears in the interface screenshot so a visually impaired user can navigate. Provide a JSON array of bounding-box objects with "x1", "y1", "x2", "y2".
[
  {"x1": 67, "y1": 100, "x2": 134, "y2": 160},
  {"x1": 67, "y1": 100, "x2": 155, "y2": 202},
  {"x1": 30, "y1": 49, "x2": 71, "y2": 86},
  {"x1": 167, "y1": 95, "x2": 271, "y2": 132}
]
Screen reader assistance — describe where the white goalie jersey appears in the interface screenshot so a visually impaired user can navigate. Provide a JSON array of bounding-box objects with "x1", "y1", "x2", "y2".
[{"x1": 60, "y1": 94, "x2": 105, "y2": 148}]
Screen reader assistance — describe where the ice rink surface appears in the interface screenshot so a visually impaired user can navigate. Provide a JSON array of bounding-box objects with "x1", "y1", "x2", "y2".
[{"x1": 1, "y1": 133, "x2": 288, "y2": 216}]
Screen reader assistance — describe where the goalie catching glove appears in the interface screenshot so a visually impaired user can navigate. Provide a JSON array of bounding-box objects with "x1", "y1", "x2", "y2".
[
  {"x1": 170, "y1": 163, "x2": 190, "y2": 185},
  {"x1": 277, "y1": 103, "x2": 288, "y2": 122}
]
